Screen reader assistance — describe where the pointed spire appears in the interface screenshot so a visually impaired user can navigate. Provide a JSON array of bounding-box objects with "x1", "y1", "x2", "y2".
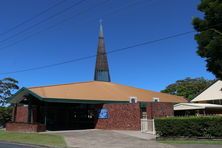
[
  {"x1": 94, "y1": 21, "x2": 111, "y2": 82},
  {"x1": 99, "y1": 19, "x2": 104, "y2": 37}
]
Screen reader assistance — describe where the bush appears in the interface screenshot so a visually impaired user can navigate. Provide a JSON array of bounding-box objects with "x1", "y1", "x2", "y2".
[
  {"x1": 0, "y1": 107, "x2": 12, "y2": 127},
  {"x1": 155, "y1": 116, "x2": 222, "y2": 138}
]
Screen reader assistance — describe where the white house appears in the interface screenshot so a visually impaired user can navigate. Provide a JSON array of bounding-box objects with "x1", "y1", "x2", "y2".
[
  {"x1": 191, "y1": 80, "x2": 222, "y2": 104},
  {"x1": 174, "y1": 80, "x2": 222, "y2": 116}
]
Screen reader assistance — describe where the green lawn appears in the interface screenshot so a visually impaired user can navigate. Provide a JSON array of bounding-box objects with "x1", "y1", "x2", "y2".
[
  {"x1": 158, "y1": 139, "x2": 222, "y2": 145},
  {"x1": 0, "y1": 130, "x2": 66, "y2": 147}
]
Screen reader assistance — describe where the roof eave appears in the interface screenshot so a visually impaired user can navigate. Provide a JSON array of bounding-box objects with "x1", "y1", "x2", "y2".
[
  {"x1": 8, "y1": 87, "x2": 43, "y2": 104},
  {"x1": 42, "y1": 98, "x2": 129, "y2": 104}
]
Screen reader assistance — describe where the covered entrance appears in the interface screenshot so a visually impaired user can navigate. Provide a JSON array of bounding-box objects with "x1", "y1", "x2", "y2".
[
  {"x1": 45, "y1": 103, "x2": 98, "y2": 130},
  {"x1": 7, "y1": 89, "x2": 106, "y2": 131}
]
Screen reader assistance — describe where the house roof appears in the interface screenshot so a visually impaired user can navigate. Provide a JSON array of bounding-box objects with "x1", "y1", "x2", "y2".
[
  {"x1": 174, "y1": 103, "x2": 222, "y2": 111},
  {"x1": 10, "y1": 81, "x2": 187, "y2": 103},
  {"x1": 191, "y1": 80, "x2": 222, "y2": 102},
  {"x1": 25, "y1": 81, "x2": 186, "y2": 103}
]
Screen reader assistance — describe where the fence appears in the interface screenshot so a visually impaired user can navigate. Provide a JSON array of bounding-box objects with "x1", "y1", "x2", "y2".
[{"x1": 141, "y1": 119, "x2": 155, "y2": 134}]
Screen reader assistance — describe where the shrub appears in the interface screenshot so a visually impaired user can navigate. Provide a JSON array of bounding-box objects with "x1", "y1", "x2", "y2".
[
  {"x1": 155, "y1": 116, "x2": 222, "y2": 138},
  {"x1": 0, "y1": 107, "x2": 12, "y2": 127}
]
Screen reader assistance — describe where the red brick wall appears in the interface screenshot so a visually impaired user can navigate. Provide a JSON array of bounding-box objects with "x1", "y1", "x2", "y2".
[
  {"x1": 95, "y1": 103, "x2": 141, "y2": 130},
  {"x1": 147, "y1": 102, "x2": 174, "y2": 119},
  {"x1": 6, "y1": 122, "x2": 46, "y2": 132},
  {"x1": 16, "y1": 106, "x2": 28, "y2": 123}
]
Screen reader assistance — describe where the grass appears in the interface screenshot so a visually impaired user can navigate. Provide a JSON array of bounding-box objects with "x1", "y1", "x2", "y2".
[
  {"x1": 158, "y1": 139, "x2": 222, "y2": 145},
  {"x1": 0, "y1": 130, "x2": 66, "y2": 147}
]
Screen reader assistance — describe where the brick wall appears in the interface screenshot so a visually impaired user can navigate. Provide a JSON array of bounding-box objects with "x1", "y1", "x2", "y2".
[
  {"x1": 16, "y1": 106, "x2": 28, "y2": 123},
  {"x1": 95, "y1": 103, "x2": 141, "y2": 130},
  {"x1": 9, "y1": 102, "x2": 175, "y2": 132},
  {"x1": 146, "y1": 102, "x2": 174, "y2": 119},
  {"x1": 6, "y1": 122, "x2": 46, "y2": 132}
]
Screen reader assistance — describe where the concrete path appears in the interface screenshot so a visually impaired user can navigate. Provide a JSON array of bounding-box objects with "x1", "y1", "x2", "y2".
[
  {"x1": 52, "y1": 129, "x2": 174, "y2": 148},
  {"x1": 111, "y1": 130, "x2": 156, "y2": 140}
]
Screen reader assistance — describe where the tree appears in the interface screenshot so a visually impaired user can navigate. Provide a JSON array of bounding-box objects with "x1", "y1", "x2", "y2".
[
  {"x1": 0, "y1": 107, "x2": 12, "y2": 127},
  {"x1": 0, "y1": 77, "x2": 19, "y2": 106},
  {"x1": 161, "y1": 77, "x2": 214, "y2": 100},
  {"x1": 193, "y1": 0, "x2": 222, "y2": 80}
]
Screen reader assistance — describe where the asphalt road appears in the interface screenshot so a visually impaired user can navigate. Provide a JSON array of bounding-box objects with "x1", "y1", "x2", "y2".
[{"x1": 0, "y1": 142, "x2": 45, "y2": 148}]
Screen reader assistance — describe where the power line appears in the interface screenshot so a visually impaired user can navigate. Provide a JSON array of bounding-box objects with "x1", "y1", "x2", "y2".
[
  {"x1": 0, "y1": 55, "x2": 96, "y2": 75},
  {"x1": 0, "y1": 0, "x2": 87, "y2": 44},
  {"x1": 1, "y1": 22, "x2": 222, "y2": 75},
  {"x1": 0, "y1": 0, "x2": 67, "y2": 36},
  {"x1": 0, "y1": 30, "x2": 195, "y2": 75},
  {"x1": 0, "y1": 0, "x2": 141, "y2": 50},
  {"x1": 0, "y1": 0, "x2": 111, "y2": 50}
]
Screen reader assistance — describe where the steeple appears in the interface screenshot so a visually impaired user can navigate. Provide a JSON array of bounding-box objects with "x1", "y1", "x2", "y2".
[{"x1": 94, "y1": 21, "x2": 111, "y2": 82}]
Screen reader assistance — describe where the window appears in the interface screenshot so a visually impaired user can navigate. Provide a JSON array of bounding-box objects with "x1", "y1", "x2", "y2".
[
  {"x1": 129, "y1": 97, "x2": 137, "y2": 103},
  {"x1": 131, "y1": 98, "x2": 136, "y2": 103},
  {"x1": 152, "y1": 97, "x2": 160, "y2": 102}
]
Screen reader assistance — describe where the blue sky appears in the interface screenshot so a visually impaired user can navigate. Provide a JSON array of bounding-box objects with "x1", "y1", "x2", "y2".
[{"x1": 0, "y1": 0, "x2": 215, "y2": 91}]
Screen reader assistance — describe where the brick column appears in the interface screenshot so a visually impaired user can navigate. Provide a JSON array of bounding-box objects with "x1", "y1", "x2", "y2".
[{"x1": 12, "y1": 104, "x2": 17, "y2": 122}]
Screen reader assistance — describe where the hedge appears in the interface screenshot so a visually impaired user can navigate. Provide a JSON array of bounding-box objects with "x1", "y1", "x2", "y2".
[
  {"x1": 155, "y1": 116, "x2": 222, "y2": 138},
  {"x1": 0, "y1": 107, "x2": 12, "y2": 127}
]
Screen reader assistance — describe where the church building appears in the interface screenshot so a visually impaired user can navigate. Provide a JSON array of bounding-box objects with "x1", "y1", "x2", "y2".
[{"x1": 6, "y1": 23, "x2": 187, "y2": 132}]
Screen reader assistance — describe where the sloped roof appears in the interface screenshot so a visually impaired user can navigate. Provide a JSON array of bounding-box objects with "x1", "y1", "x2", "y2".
[
  {"x1": 174, "y1": 103, "x2": 222, "y2": 111},
  {"x1": 191, "y1": 80, "x2": 222, "y2": 102},
  {"x1": 26, "y1": 81, "x2": 186, "y2": 103}
]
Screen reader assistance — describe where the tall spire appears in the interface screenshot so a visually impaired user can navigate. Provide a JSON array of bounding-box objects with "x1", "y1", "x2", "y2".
[
  {"x1": 94, "y1": 21, "x2": 111, "y2": 82},
  {"x1": 99, "y1": 19, "x2": 104, "y2": 37}
]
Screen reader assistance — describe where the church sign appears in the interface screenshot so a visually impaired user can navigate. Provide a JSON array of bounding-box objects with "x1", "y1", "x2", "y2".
[{"x1": 98, "y1": 108, "x2": 109, "y2": 119}]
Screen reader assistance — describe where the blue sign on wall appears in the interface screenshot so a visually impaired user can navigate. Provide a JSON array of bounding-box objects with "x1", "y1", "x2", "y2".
[{"x1": 98, "y1": 108, "x2": 108, "y2": 119}]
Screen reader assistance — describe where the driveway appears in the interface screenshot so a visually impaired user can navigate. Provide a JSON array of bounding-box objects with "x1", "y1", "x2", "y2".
[
  {"x1": 49, "y1": 129, "x2": 222, "y2": 148},
  {"x1": 52, "y1": 129, "x2": 174, "y2": 148}
]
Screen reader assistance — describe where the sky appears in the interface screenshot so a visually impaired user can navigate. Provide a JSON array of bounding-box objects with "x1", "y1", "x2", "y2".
[{"x1": 0, "y1": 0, "x2": 215, "y2": 91}]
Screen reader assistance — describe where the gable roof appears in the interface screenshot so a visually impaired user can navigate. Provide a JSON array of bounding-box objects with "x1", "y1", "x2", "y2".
[
  {"x1": 191, "y1": 80, "x2": 222, "y2": 102},
  {"x1": 10, "y1": 81, "x2": 187, "y2": 104},
  {"x1": 25, "y1": 81, "x2": 186, "y2": 103}
]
